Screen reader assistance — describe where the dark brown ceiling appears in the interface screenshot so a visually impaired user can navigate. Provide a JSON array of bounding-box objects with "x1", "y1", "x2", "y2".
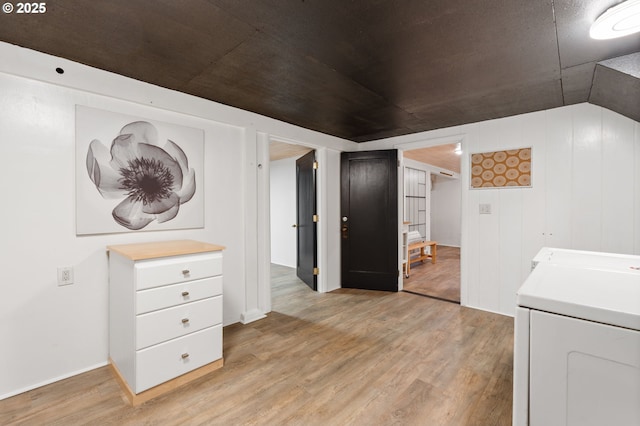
[{"x1": 1, "y1": 0, "x2": 638, "y2": 142}]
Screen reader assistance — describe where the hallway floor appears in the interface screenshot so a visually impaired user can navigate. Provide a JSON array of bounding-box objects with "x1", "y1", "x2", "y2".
[{"x1": 403, "y1": 245, "x2": 461, "y2": 303}]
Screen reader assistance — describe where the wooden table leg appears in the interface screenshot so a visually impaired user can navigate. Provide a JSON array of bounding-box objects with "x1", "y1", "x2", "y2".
[{"x1": 431, "y1": 243, "x2": 437, "y2": 264}]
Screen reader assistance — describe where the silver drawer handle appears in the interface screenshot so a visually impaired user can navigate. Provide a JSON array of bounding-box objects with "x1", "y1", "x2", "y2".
[
  {"x1": 181, "y1": 291, "x2": 189, "y2": 297},
  {"x1": 181, "y1": 353, "x2": 189, "y2": 359},
  {"x1": 182, "y1": 269, "x2": 190, "y2": 275},
  {"x1": 181, "y1": 318, "x2": 189, "y2": 324}
]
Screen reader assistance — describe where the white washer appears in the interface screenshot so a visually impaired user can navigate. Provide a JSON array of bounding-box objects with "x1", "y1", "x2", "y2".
[{"x1": 513, "y1": 248, "x2": 640, "y2": 426}]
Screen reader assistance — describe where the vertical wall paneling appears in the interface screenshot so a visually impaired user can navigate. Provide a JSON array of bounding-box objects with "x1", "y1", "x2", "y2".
[
  {"x1": 477, "y1": 190, "x2": 501, "y2": 313},
  {"x1": 499, "y1": 189, "x2": 523, "y2": 316},
  {"x1": 241, "y1": 126, "x2": 266, "y2": 325},
  {"x1": 571, "y1": 104, "x2": 603, "y2": 251},
  {"x1": 462, "y1": 130, "x2": 479, "y2": 308},
  {"x1": 520, "y1": 112, "x2": 547, "y2": 282},
  {"x1": 601, "y1": 109, "x2": 635, "y2": 254},
  {"x1": 544, "y1": 107, "x2": 574, "y2": 249},
  {"x1": 257, "y1": 132, "x2": 272, "y2": 314},
  {"x1": 475, "y1": 122, "x2": 501, "y2": 313},
  {"x1": 0, "y1": 71, "x2": 249, "y2": 399},
  {"x1": 374, "y1": 103, "x2": 639, "y2": 317}
]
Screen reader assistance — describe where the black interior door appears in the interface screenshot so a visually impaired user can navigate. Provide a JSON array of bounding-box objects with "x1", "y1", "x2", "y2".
[
  {"x1": 341, "y1": 150, "x2": 398, "y2": 291},
  {"x1": 296, "y1": 150, "x2": 317, "y2": 290}
]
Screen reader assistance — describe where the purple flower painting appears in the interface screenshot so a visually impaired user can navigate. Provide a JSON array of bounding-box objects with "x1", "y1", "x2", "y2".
[
  {"x1": 86, "y1": 121, "x2": 196, "y2": 230},
  {"x1": 76, "y1": 106, "x2": 204, "y2": 235}
]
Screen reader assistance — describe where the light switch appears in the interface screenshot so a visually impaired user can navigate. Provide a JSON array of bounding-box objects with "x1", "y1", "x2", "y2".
[{"x1": 479, "y1": 204, "x2": 492, "y2": 214}]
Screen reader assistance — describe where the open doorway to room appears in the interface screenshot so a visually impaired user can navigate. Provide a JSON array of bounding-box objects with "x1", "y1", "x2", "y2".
[
  {"x1": 401, "y1": 143, "x2": 462, "y2": 303},
  {"x1": 268, "y1": 140, "x2": 318, "y2": 298}
]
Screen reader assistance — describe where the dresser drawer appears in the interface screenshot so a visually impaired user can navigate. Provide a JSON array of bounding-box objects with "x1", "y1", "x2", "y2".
[
  {"x1": 136, "y1": 296, "x2": 222, "y2": 350},
  {"x1": 136, "y1": 276, "x2": 223, "y2": 315},
  {"x1": 135, "y1": 325, "x2": 222, "y2": 393},
  {"x1": 135, "y1": 252, "x2": 222, "y2": 290}
]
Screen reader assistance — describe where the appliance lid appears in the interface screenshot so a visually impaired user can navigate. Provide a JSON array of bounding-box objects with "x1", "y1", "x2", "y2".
[
  {"x1": 517, "y1": 262, "x2": 640, "y2": 330},
  {"x1": 532, "y1": 247, "x2": 640, "y2": 270}
]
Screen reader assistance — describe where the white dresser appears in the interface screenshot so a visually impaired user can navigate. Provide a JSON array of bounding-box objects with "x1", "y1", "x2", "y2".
[{"x1": 107, "y1": 240, "x2": 225, "y2": 405}]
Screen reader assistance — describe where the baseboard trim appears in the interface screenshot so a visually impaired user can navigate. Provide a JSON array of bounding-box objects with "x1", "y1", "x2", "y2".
[
  {"x1": 240, "y1": 309, "x2": 267, "y2": 324},
  {"x1": 109, "y1": 357, "x2": 224, "y2": 406},
  {"x1": 0, "y1": 360, "x2": 108, "y2": 401}
]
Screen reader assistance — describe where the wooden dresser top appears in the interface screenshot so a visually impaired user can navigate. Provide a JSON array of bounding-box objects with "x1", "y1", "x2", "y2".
[{"x1": 107, "y1": 240, "x2": 225, "y2": 260}]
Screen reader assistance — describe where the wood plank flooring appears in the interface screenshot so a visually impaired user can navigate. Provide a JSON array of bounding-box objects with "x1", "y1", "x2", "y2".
[
  {"x1": 403, "y1": 246, "x2": 461, "y2": 303},
  {"x1": 1, "y1": 264, "x2": 513, "y2": 425}
]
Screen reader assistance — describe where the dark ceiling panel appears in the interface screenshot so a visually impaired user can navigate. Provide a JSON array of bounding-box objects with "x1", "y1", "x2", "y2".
[
  {"x1": 406, "y1": 78, "x2": 564, "y2": 133},
  {"x1": 207, "y1": 0, "x2": 375, "y2": 77},
  {"x1": 589, "y1": 54, "x2": 640, "y2": 122},
  {"x1": 0, "y1": 0, "x2": 638, "y2": 141},
  {"x1": 561, "y1": 62, "x2": 596, "y2": 105},
  {"x1": 0, "y1": 0, "x2": 255, "y2": 89},
  {"x1": 183, "y1": 32, "x2": 421, "y2": 140}
]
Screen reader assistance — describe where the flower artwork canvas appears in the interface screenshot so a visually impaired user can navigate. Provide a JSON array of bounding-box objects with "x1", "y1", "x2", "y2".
[{"x1": 76, "y1": 106, "x2": 204, "y2": 235}]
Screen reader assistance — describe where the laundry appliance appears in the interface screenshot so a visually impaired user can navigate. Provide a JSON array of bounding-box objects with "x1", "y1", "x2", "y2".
[{"x1": 513, "y1": 248, "x2": 640, "y2": 426}]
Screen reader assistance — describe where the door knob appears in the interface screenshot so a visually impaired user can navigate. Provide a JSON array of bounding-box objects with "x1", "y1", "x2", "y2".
[
  {"x1": 342, "y1": 216, "x2": 348, "y2": 222},
  {"x1": 292, "y1": 224, "x2": 297, "y2": 228}
]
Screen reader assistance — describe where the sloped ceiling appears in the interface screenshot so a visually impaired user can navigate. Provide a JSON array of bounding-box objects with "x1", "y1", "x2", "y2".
[
  {"x1": 0, "y1": 0, "x2": 638, "y2": 142},
  {"x1": 589, "y1": 52, "x2": 640, "y2": 122}
]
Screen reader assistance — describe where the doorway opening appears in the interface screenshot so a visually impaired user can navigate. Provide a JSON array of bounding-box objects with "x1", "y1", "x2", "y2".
[
  {"x1": 268, "y1": 140, "x2": 318, "y2": 296},
  {"x1": 400, "y1": 141, "x2": 462, "y2": 304}
]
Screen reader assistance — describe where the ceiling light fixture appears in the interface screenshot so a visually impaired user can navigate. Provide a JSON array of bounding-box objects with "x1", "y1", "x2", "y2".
[
  {"x1": 590, "y1": 0, "x2": 640, "y2": 40},
  {"x1": 454, "y1": 142, "x2": 462, "y2": 155}
]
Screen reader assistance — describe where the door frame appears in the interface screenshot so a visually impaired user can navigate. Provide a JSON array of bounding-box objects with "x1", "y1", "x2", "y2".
[
  {"x1": 391, "y1": 134, "x2": 467, "y2": 306},
  {"x1": 256, "y1": 134, "x2": 331, "y2": 314}
]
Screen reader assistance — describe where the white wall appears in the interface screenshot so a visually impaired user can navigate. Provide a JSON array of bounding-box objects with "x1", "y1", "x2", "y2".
[
  {"x1": 0, "y1": 70, "x2": 245, "y2": 399},
  {"x1": 431, "y1": 176, "x2": 462, "y2": 246},
  {"x1": 402, "y1": 157, "x2": 462, "y2": 246},
  {"x1": 270, "y1": 157, "x2": 297, "y2": 267},
  {"x1": 0, "y1": 42, "x2": 355, "y2": 400},
  {"x1": 364, "y1": 103, "x2": 640, "y2": 317}
]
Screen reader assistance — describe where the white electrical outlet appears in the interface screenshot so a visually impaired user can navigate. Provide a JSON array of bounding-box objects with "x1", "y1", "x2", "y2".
[
  {"x1": 57, "y1": 267, "x2": 74, "y2": 286},
  {"x1": 479, "y1": 203, "x2": 492, "y2": 214}
]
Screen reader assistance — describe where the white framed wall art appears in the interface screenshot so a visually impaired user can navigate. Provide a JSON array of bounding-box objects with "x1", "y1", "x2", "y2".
[{"x1": 76, "y1": 105, "x2": 204, "y2": 235}]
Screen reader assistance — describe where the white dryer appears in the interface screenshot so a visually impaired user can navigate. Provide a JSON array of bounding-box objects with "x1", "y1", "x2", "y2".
[{"x1": 513, "y1": 248, "x2": 640, "y2": 426}]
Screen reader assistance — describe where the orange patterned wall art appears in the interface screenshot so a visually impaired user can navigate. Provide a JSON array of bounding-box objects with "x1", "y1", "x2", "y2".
[{"x1": 470, "y1": 148, "x2": 531, "y2": 188}]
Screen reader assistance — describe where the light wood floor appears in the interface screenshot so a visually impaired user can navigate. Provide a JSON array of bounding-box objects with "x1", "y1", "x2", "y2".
[
  {"x1": 1, "y1": 265, "x2": 513, "y2": 425},
  {"x1": 403, "y1": 246, "x2": 461, "y2": 303}
]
